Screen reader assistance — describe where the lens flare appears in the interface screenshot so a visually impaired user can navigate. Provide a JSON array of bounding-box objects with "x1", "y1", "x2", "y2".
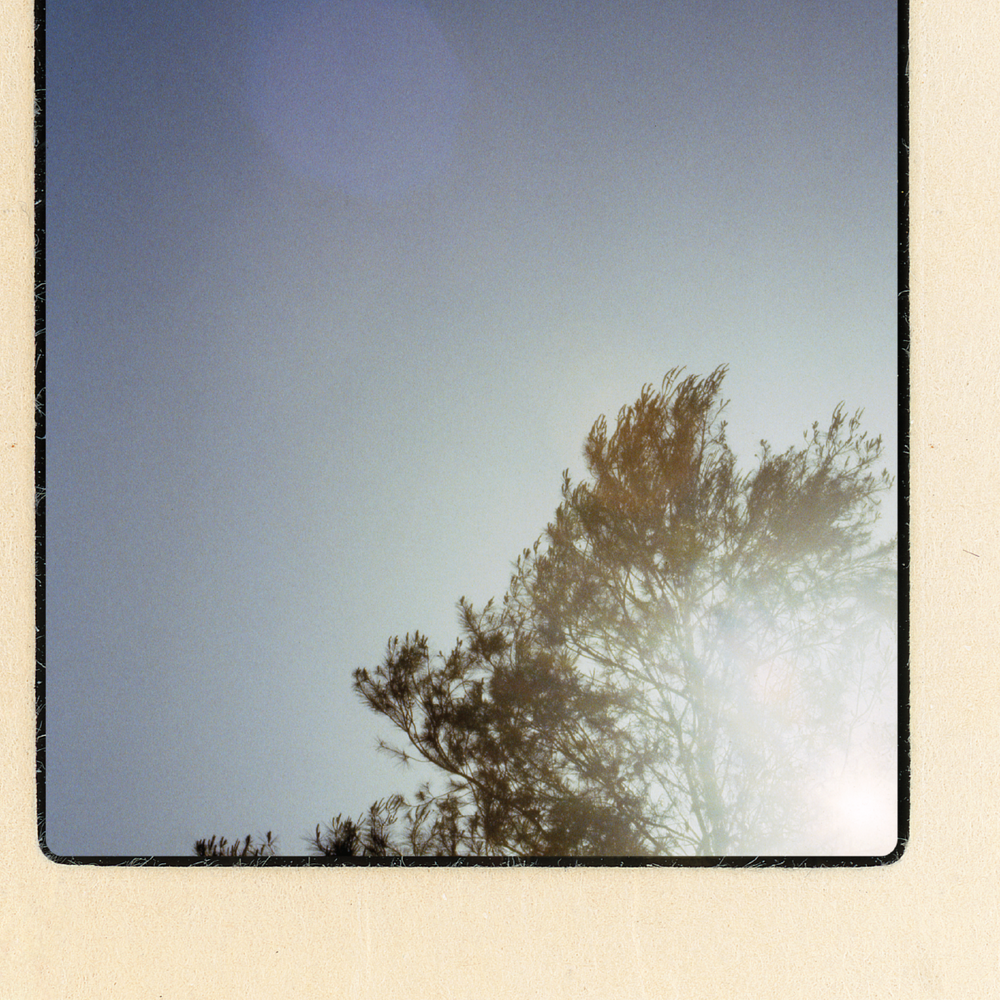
[
  {"x1": 246, "y1": 0, "x2": 470, "y2": 200},
  {"x1": 816, "y1": 766, "x2": 897, "y2": 856}
]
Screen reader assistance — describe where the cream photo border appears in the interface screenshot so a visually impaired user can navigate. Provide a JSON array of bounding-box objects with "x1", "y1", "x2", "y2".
[{"x1": 3, "y1": 1, "x2": 992, "y2": 994}]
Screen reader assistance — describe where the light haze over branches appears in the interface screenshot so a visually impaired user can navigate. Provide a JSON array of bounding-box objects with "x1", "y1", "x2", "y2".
[{"x1": 197, "y1": 368, "x2": 897, "y2": 858}]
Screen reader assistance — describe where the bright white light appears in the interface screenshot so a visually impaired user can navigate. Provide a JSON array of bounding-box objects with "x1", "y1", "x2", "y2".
[{"x1": 817, "y1": 767, "x2": 897, "y2": 856}]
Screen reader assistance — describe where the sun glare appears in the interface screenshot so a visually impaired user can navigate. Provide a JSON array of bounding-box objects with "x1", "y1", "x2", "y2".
[{"x1": 818, "y1": 767, "x2": 898, "y2": 856}]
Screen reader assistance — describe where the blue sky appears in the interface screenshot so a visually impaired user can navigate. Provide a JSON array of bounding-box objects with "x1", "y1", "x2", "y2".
[{"x1": 45, "y1": 0, "x2": 897, "y2": 856}]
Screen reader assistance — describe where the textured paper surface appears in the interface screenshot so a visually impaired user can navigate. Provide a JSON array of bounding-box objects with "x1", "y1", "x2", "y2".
[{"x1": 4, "y1": 1, "x2": 996, "y2": 995}]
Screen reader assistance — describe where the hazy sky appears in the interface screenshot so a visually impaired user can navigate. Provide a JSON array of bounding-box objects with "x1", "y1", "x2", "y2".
[{"x1": 45, "y1": 0, "x2": 897, "y2": 857}]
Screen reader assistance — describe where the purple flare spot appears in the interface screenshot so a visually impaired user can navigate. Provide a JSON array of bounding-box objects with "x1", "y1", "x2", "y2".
[{"x1": 247, "y1": 0, "x2": 469, "y2": 200}]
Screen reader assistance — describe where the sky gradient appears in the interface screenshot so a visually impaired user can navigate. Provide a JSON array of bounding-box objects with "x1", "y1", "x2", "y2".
[{"x1": 45, "y1": 0, "x2": 898, "y2": 857}]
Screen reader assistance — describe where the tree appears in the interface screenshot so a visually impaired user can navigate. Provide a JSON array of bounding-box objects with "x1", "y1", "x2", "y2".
[
  {"x1": 195, "y1": 367, "x2": 897, "y2": 858},
  {"x1": 194, "y1": 798, "x2": 404, "y2": 860},
  {"x1": 504, "y1": 367, "x2": 897, "y2": 854},
  {"x1": 303, "y1": 796, "x2": 406, "y2": 857},
  {"x1": 352, "y1": 608, "x2": 648, "y2": 856},
  {"x1": 194, "y1": 830, "x2": 277, "y2": 860}
]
